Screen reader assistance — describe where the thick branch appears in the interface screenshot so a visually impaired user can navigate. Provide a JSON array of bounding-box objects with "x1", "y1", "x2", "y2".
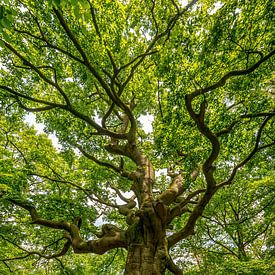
[
  {"x1": 30, "y1": 173, "x2": 118, "y2": 209},
  {"x1": 1, "y1": 40, "x2": 71, "y2": 107},
  {"x1": 15, "y1": 98, "x2": 56, "y2": 112},
  {"x1": 168, "y1": 44, "x2": 274, "y2": 249},
  {"x1": 0, "y1": 85, "x2": 128, "y2": 139},
  {"x1": 185, "y1": 96, "x2": 219, "y2": 188},
  {"x1": 0, "y1": 234, "x2": 71, "y2": 260},
  {"x1": 216, "y1": 111, "x2": 275, "y2": 136},
  {"x1": 166, "y1": 256, "x2": 183, "y2": 275},
  {"x1": 110, "y1": 186, "x2": 135, "y2": 203},
  {"x1": 158, "y1": 173, "x2": 184, "y2": 205},
  {"x1": 168, "y1": 187, "x2": 217, "y2": 247},
  {"x1": 70, "y1": 223, "x2": 127, "y2": 255},
  {"x1": 14, "y1": 26, "x2": 84, "y2": 64},
  {"x1": 7, "y1": 198, "x2": 71, "y2": 231},
  {"x1": 0, "y1": 85, "x2": 66, "y2": 109},
  {"x1": 53, "y1": 8, "x2": 137, "y2": 142},
  {"x1": 111, "y1": 0, "x2": 198, "y2": 130},
  {"x1": 168, "y1": 189, "x2": 206, "y2": 223},
  {"x1": 7, "y1": 199, "x2": 127, "y2": 255}
]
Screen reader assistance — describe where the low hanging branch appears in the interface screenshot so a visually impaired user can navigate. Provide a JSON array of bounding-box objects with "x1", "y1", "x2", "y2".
[{"x1": 7, "y1": 199, "x2": 127, "y2": 255}]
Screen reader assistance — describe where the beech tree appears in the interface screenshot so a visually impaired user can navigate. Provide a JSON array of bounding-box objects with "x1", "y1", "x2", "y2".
[{"x1": 0, "y1": 0, "x2": 274, "y2": 274}]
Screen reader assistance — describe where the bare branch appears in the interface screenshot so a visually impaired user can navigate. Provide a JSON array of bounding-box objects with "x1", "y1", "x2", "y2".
[
  {"x1": 0, "y1": 85, "x2": 66, "y2": 109},
  {"x1": 218, "y1": 115, "x2": 274, "y2": 188},
  {"x1": 170, "y1": 0, "x2": 180, "y2": 14},
  {"x1": 244, "y1": 224, "x2": 270, "y2": 246},
  {"x1": 192, "y1": 116, "x2": 274, "y2": 247},
  {"x1": 77, "y1": 145, "x2": 134, "y2": 180},
  {"x1": 150, "y1": 0, "x2": 159, "y2": 35},
  {"x1": 157, "y1": 81, "x2": 164, "y2": 118},
  {"x1": 30, "y1": 173, "x2": 118, "y2": 208},
  {"x1": 87, "y1": 0, "x2": 101, "y2": 39},
  {"x1": 7, "y1": 198, "x2": 71, "y2": 231},
  {"x1": 15, "y1": 98, "x2": 56, "y2": 113},
  {"x1": 6, "y1": 137, "x2": 28, "y2": 164},
  {"x1": 53, "y1": 8, "x2": 137, "y2": 141},
  {"x1": 216, "y1": 111, "x2": 275, "y2": 136},
  {"x1": 185, "y1": 96, "x2": 219, "y2": 188},
  {"x1": 118, "y1": 0, "x2": 198, "y2": 88},
  {"x1": 0, "y1": 85, "x2": 128, "y2": 139},
  {"x1": 110, "y1": 186, "x2": 135, "y2": 203},
  {"x1": 15, "y1": 25, "x2": 84, "y2": 64},
  {"x1": 189, "y1": 49, "x2": 275, "y2": 99},
  {"x1": 1, "y1": 39, "x2": 72, "y2": 107},
  {"x1": 205, "y1": 226, "x2": 238, "y2": 258},
  {"x1": 168, "y1": 187, "x2": 217, "y2": 248}
]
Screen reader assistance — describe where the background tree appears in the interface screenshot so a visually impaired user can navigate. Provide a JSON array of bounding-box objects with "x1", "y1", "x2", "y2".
[
  {"x1": 0, "y1": 0, "x2": 274, "y2": 274},
  {"x1": 169, "y1": 168, "x2": 274, "y2": 274}
]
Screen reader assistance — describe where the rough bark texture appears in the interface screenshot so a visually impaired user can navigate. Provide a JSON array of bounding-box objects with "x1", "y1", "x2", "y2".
[{"x1": 124, "y1": 208, "x2": 168, "y2": 275}]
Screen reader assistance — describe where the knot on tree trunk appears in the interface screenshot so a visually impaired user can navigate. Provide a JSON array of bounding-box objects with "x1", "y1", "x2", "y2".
[{"x1": 95, "y1": 224, "x2": 123, "y2": 238}]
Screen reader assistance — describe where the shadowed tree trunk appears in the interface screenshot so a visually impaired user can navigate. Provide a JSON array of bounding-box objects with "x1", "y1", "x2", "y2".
[{"x1": 125, "y1": 217, "x2": 168, "y2": 274}]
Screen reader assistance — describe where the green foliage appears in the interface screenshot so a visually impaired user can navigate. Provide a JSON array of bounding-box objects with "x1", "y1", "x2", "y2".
[
  {"x1": 172, "y1": 170, "x2": 274, "y2": 273},
  {"x1": 0, "y1": 0, "x2": 274, "y2": 273},
  {"x1": 185, "y1": 259, "x2": 274, "y2": 275}
]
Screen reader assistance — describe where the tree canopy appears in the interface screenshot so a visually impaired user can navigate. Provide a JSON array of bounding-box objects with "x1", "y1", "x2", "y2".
[{"x1": 0, "y1": 0, "x2": 274, "y2": 274}]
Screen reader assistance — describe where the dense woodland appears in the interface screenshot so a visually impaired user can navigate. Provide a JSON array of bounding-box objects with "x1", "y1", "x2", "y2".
[{"x1": 0, "y1": 0, "x2": 274, "y2": 274}]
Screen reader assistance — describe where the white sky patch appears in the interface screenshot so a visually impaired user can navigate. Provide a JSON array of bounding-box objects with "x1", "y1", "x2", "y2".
[
  {"x1": 139, "y1": 114, "x2": 154, "y2": 134},
  {"x1": 179, "y1": 0, "x2": 189, "y2": 7},
  {"x1": 65, "y1": 77, "x2": 74, "y2": 82},
  {"x1": 91, "y1": 190, "x2": 135, "y2": 226},
  {"x1": 208, "y1": 1, "x2": 224, "y2": 15},
  {"x1": 19, "y1": 6, "x2": 28, "y2": 13},
  {"x1": 235, "y1": 8, "x2": 241, "y2": 14},
  {"x1": 0, "y1": 61, "x2": 8, "y2": 77},
  {"x1": 94, "y1": 216, "x2": 103, "y2": 226},
  {"x1": 156, "y1": 168, "x2": 167, "y2": 177},
  {"x1": 115, "y1": 191, "x2": 135, "y2": 205},
  {"x1": 24, "y1": 113, "x2": 61, "y2": 150},
  {"x1": 25, "y1": 113, "x2": 44, "y2": 133},
  {"x1": 94, "y1": 113, "x2": 101, "y2": 125}
]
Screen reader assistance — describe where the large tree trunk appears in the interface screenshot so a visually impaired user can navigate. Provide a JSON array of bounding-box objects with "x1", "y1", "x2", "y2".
[
  {"x1": 123, "y1": 149, "x2": 173, "y2": 274},
  {"x1": 125, "y1": 242, "x2": 167, "y2": 274},
  {"x1": 124, "y1": 202, "x2": 169, "y2": 275}
]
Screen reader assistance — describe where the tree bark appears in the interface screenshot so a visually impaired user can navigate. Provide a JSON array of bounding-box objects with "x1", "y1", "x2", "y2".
[{"x1": 124, "y1": 217, "x2": 168, "y2": 275}]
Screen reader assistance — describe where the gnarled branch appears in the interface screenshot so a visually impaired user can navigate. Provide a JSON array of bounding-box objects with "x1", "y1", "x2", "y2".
[{"x1": 7, "y1": 199, "x2": 127, "y2": 255}]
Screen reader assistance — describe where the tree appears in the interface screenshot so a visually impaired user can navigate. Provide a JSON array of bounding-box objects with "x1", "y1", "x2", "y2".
[
  {"x1": 170, "y1": 170, "x2": 274, "y2": 274},
  {"x1": 0, "y1": 0, "x2": 274, "y2": 274}
]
